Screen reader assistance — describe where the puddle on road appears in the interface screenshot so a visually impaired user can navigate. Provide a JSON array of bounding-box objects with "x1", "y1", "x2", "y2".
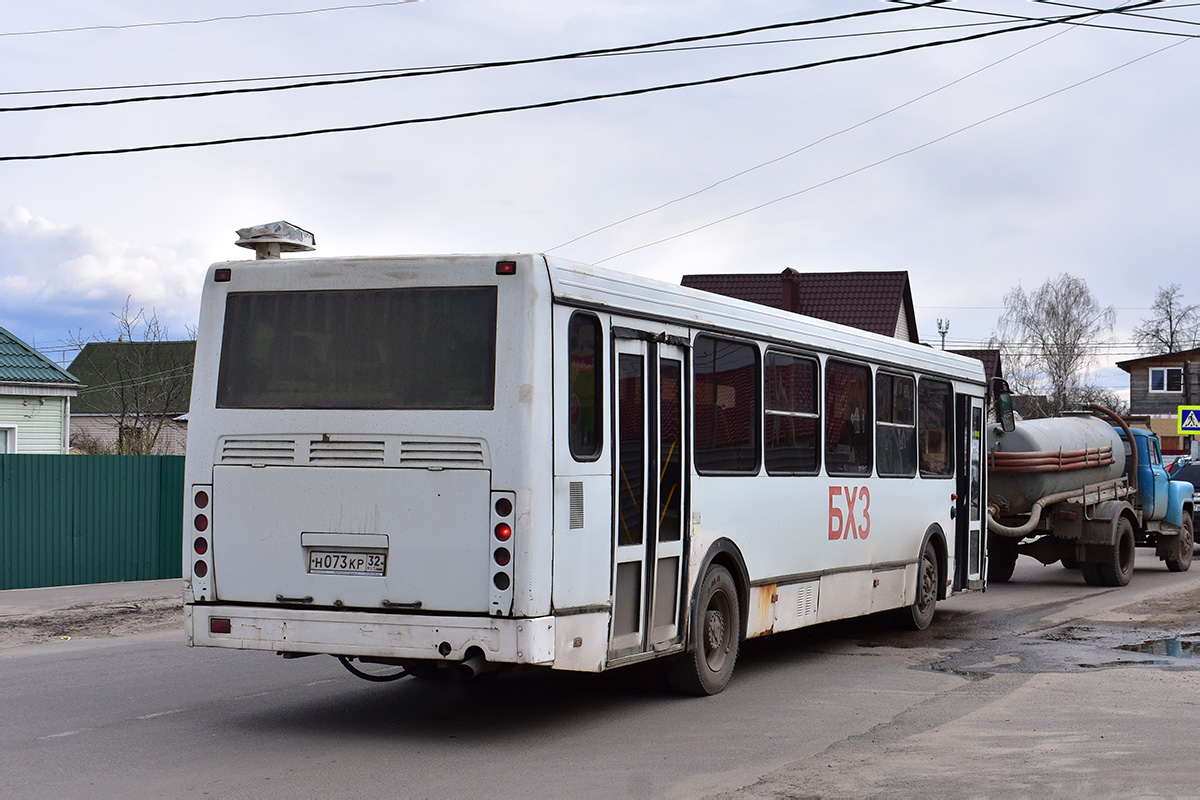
[{"x1": 1118, "y1": 634, "x2": 1199, "y2": 659}]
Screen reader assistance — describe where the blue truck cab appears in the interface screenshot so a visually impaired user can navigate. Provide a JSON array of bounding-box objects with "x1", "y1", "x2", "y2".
[{"x1": 1118, "y1": 426, "x2": 1194, "y2": 569}]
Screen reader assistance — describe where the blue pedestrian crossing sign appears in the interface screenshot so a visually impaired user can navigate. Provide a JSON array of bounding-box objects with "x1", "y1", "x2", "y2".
[{"x1": 1179, "y1": 406, "x2": 1200, "y2": 435}]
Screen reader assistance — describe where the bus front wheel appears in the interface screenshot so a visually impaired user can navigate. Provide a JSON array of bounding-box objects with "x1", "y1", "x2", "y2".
[{"x1": 667, "y1": 564, "x2": 740, "y2": 696}]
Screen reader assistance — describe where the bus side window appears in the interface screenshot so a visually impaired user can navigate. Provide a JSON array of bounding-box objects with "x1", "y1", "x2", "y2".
[
  {"x1": 568, "y1": 313, "x2": 602, "y2": 461},
  {"x1": 918, "y1": 378, "x2": 954, "y2": 477},
  {"x1": 825, "y1": 359, "x2": 872, "y2": 477},
  {"x1": 764, "y1": 350, "x2": 820, "y2": 475},
  {"x1": 876, "y1": 372, "x2": 916, "y2": 477},
  {"x1": 694, "y1": 335, "x2": 760, "y2": 474}
]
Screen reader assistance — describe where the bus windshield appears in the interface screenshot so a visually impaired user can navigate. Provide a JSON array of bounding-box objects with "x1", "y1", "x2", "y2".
[{"x1": 216, "y1": 286, "x2": 497, "y2": 410}]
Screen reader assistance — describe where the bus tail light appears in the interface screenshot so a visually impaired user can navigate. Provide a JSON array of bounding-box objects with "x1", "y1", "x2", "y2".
[
  {"x1": 490, "y1": 491, "x2": 516, "y2": 616},
  {"x1": 190, "y1": 484, "x2": 214, "y2": 601}
]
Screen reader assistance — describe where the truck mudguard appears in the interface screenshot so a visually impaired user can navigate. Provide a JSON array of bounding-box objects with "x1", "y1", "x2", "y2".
[
  {"x1": 1079, "y1": 501, "x2": 1129, "y2": 545},
  {"x1": 1166, "y1": 479, "x2": 1194, "y2": 528}
]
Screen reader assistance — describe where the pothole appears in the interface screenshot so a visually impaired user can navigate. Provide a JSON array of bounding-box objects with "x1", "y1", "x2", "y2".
[{"x1": 1118, "y1": 633, "x2": 1198, "y2": 659}]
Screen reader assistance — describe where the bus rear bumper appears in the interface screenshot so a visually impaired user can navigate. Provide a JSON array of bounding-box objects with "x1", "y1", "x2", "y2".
[{"x1": 185, "y1": 603, "x2": 558, "y2": 666}]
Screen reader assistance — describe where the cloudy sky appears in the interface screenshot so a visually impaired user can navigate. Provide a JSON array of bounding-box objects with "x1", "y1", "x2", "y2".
[{"x1": 2, "y1": 1, "x2": 1197, "y2": 395}]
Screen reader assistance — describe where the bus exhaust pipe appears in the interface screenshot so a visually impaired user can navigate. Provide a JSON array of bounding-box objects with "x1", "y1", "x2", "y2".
[{"x1": 460, "y1": 653, "x2": 499, "y2": 679}]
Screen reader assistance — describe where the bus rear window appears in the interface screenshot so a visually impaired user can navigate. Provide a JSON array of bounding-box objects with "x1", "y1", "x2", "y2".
[{"x1": 216, "y1": 287, "x2": 497, "y2": 409}]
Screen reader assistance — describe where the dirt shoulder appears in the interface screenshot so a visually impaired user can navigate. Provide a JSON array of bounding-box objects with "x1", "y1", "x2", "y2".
[
  {"x1": 0, "y1": 596, "x2": 182, "y2": 649},
  {"x1": 0, "y1": 579, "x2": 183, "y2": 650}
]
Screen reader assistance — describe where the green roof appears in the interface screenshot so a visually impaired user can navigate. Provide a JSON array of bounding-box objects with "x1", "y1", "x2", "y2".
[
  {"x1": 0, "y1": 327, "x2": 80, "y2": 385},
  {"x1": 68, "y1": 340, "x2": 195, "y2": 415}
]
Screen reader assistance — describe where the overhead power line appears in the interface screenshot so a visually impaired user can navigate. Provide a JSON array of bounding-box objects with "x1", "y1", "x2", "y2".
[
  {"x1": 592, "y1": 33, "x2": 1189, "y2": 264},
  {"x1": 0, "y1": 4, "x2": 927, "y2": 113},
  {"x1": 0, "y1": 19, "x2": 1015, "y2": 99},
  {"x1": 0, "y1": 1, "x2": 422, "y2": 39},
  {"x1": 547, "y1": 15, "x2": 1085, "y2": 253},
  {"x1": 0, "y1": 13, "x2": 1086, "y2": 162}
]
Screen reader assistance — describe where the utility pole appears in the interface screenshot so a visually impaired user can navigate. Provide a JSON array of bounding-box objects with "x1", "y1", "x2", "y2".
[{"x1": 937, "y1": 318, "x2": 950, "y2": 350}]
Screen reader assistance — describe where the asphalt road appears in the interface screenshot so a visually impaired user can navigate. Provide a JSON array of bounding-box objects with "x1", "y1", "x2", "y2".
[{"x1": 2, "y1": 553, "x2": 1198, "y2": 799}]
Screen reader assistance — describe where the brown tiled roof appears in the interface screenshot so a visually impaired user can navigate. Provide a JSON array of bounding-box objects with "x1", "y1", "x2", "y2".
[
  {"x1": 950, "y1": 349, "x2": 1003, "y2": 384},
  {"x1": 681, "y1": 269, "x2": 918, "y2": 341}
]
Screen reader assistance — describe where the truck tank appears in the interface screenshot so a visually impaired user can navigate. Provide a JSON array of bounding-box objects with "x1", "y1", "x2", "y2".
[{"x1": 987, "y1": 415, "x2": 1125, "y2": 516}]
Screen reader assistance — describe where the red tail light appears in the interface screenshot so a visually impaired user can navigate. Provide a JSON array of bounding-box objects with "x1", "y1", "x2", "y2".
[
  {"x1": 494, "y1": 522, "x2": 512, "y2": 542},
  {"x1": 194, "y1": 514, "x2": 209, "y2": 532},
  {"x1": 194, "y1": 537, "x2": 209, "y2": 555}
]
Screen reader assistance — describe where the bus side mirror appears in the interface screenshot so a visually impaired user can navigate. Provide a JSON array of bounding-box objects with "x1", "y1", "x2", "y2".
[{"x1": 996, "y1": 389, "x2": 1015, "y2": 433}]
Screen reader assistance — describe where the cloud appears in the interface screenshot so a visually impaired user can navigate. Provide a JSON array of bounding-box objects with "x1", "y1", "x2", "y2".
[{"x1": 0, "y1": 207, "x2": 206, "y2": 351}]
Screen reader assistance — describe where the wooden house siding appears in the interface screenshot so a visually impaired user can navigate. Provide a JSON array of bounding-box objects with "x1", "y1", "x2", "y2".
[
  {"x1": 0, "y1": 395, "x2": 69, "y2": 454},
  {"x1": 1120, "y1": 354, "x2": 1200, "y2": 416}
]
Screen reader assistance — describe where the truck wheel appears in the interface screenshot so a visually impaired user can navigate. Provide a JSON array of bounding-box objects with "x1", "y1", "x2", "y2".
[
  {"x1": 1166, "y1": 516, "x2": 1193, "y2": 573},
  {"x1": 1096, "y1": 517, "x2": 1136, "y2": 587},
  {"x1": 666, "y1": 564, "x2": 740, "y2": 696},
  {"x1": 987, "y1": 535, "x2": 1017, "y2": 583},
  {"x1": 1060, "y1": 554, "x2": 1080, "y2": 569}
]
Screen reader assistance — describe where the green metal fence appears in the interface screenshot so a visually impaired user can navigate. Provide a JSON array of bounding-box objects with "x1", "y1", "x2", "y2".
[{"x1": 0, "y1": 454, "x2": 183, "y2": 590}]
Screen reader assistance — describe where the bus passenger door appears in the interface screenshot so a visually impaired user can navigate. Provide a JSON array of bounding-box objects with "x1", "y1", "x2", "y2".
[
  {"x1": 610, "y1": 332, "x2": 687, "y2": 660},
  {"x1": 955, "y1": 394, "x2": 985, "y2": 590}
]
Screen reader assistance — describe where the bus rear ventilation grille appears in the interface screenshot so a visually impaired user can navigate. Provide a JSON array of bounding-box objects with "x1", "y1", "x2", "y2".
[
  {"x1": 220, "y1": 438, "x2": 297, "y2": 464},
  {"x1": 309, "y1": 438, "x2": 386, "y2": 464},
  {"x1": 399, "y1": 439, "x2": 485, "y2": 468}
]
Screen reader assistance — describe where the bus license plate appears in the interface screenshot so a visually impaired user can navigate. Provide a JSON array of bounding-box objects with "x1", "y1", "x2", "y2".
[{"x1": 308, "y1": 551, "x2": 386, "y2": 576}]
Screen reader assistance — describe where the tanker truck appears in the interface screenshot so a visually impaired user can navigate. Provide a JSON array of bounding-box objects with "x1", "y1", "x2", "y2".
[{"x1": 986, "y1": 403, "x2": 1194, "y2": 586}]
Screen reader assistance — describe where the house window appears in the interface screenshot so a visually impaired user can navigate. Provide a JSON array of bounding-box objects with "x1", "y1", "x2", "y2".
[
  {"x1": 1149, "y1": 367, "x2": 1183, "y2": 393},
  {"x1": 0, "y1": 426, "x2": 12, "y2": 454}
]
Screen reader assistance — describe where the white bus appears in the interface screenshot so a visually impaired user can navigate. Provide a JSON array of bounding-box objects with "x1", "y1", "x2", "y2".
[{"x1": 183, "y1": 251, "x2": 988, "y2": 694}]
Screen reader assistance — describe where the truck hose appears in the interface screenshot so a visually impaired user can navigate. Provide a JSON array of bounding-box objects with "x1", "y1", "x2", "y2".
[
  {"x1": 1087, "y1": 404, "x2": 1137, "y2": 495},
  {"x1": 987, "y1": 487, "x2": 1085, "y2": 538},
  {"x1": 989, "y1": 446, "x2": 1115, "y2": 473}
]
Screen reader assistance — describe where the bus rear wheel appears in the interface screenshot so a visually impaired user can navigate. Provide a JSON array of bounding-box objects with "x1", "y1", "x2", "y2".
[
  {"x1": 667, "y1": 564, "x2": 740, "y2": 696},
  {"x1": 897, "y1": 541, "x2": 938, "y2": 631}
]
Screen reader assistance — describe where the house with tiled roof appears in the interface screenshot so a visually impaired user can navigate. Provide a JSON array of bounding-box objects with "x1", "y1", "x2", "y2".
[
  {"x1": 0, "y1": 327, "x2": 82, "y2": 454},
  {"x1": 949, "y1": 349, "x2": 1004, "y2": 385},
  {"x1": 680, "y1": 268, "x2": 919, "y2": 342},
  {"x1": 67, "y1": 340, "x2": 195, "y2": 455}
]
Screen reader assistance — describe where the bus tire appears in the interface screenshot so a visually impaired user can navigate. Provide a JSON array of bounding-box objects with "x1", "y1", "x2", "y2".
[
  {"x1": 898, "y1": 540, "x2": 938, "y2": 631},
  {"x1": 667, "y1": 564, "x2": 740, "y2": 696},
  {"x1": 1096, "y1": 517, "x2": 1136, "y2": 587},
  {"x1": 1166, "y1": 515, "x2": 1193, "y2": 573}
]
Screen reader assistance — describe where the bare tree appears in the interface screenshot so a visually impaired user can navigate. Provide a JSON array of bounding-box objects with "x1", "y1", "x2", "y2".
[
  {"x1": 1132, "y1": 284, "x2": 1200, "y2": 355},
  {"x1": 994, "y1": 274, "x2": 1115, "y2": 418},
  {"x1": 68, "y1": 298, "x2": 195, "y2": 455}
]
